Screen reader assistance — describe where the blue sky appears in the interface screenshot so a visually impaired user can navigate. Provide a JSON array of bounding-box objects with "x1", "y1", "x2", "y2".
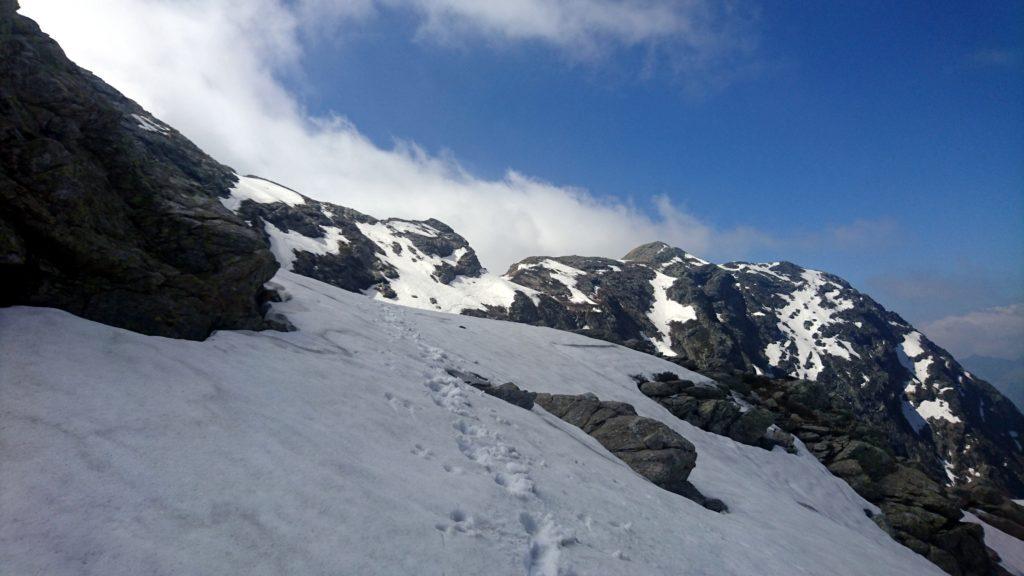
[
  {"x1": 24, "y1": 0, "x2": 1024, "y2": 358},
  {"x1": 288, "y1": 1, "x2": 1023, "y2": 326}
]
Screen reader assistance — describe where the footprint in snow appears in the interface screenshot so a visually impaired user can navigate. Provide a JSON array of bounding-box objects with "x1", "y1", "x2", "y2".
[
  {"x1": 442, "y1": 463, "x2": 465, "y2": 475},
  {"x1": 411, "y1": 444, "x2": 434, "y2": 459},
  {"x1": 435, "y1": 509, "x2": 479, "y2": 537},
  {"x1": 520, "y1": 513, "x2": 576, "y2": 576},
  {"x1": 384, "y1": 392, "x2": 416, "y2": 415}
]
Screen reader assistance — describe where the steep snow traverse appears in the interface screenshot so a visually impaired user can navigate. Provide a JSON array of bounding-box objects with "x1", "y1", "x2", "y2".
[{"x1": 0, "y1": 272, "x2": 944, "y2": 576}]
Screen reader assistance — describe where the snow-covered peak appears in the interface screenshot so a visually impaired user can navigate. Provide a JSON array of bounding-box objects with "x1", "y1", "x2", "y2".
[{"x1": 211, "y1": 177, "x2": 1024, "y2": 500}]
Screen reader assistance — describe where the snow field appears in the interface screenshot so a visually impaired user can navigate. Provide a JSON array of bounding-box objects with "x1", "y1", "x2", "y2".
[{"x1": 0, "y1": 271, "x2": 943, "y2": 575}]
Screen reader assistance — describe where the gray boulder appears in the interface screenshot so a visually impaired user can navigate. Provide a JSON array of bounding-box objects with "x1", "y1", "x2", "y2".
[{"x1": 533, "y1": 392, "x2": 725, "y2": 511}]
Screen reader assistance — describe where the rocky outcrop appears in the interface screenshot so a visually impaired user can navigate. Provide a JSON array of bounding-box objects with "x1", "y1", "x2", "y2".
[
  {"x1": 958, "y1": 482, "x2": 1024, "y2": 544},
  {"x1": 709, "y1": 369, "x2": 998, "y2": 576},
  {"x1": 445, "y1": 368, "x2": 724, "y2": 512},
  {"x1": 533, "y1": 392, "x2": 726, "y2": 512},
  {"x1": 634, "y1": 372, "x2": 792, "y2": 450},
  {"x1": 446, "y1": 368, "x2": 537, "y2": 410},
  {"x1": 0, "y1": 4, "x2": 278, "y2": 339},
  {"x1": 628, "y1": 366, "x2": 1007, "y2": 575}
]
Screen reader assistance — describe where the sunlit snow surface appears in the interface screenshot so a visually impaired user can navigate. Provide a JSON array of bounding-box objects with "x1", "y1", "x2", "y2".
[
  {"x1": 897, "y1": 331, "x2": 961, "y2": 429},
  {"x1": 0, "y1": 272, "x2": 942, "y2": 576},
  {"x1": 915, "y1": 398, "x2": 962, "y2": 425},
  {"x1": 898, "y1": 331, "x2": 935, "y2": 386}
]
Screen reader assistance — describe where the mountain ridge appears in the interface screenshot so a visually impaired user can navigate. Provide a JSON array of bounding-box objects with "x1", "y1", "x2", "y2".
[
  {"x1": 210, "y1": 171, "x2": 1024, "y2": 498},
  {"x1": 2, "y1": 3, "x2": 1022, "y2": 574}
]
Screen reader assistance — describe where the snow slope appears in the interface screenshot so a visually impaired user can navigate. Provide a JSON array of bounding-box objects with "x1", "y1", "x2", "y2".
[{"x1": 0, "y1": 272, "x2": 943, "y2": 576}]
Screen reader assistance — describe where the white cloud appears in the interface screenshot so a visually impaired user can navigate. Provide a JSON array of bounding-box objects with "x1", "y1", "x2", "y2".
[
  {"x1": 299, "y1": 0, "x2": 755, "y2": 65},
  {"x1": 921, "y1": 304, "x2": 1024, "y2": 361},
  {"x1": 375, "y1": 0, "x2": 760, "y2": 92},
  {"x1": 20, "y1": 0, "x2": 773, "y2": 271}
]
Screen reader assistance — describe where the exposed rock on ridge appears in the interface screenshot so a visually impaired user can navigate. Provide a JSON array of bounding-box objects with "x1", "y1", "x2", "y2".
[{"x1": 219, "y1": 175, "x2": 515, "y2": 314}]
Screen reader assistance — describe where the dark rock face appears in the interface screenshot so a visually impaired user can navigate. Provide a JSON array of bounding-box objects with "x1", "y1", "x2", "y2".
[{"x1": 0, "y1": 5, "x2": 278, "y2": 339}]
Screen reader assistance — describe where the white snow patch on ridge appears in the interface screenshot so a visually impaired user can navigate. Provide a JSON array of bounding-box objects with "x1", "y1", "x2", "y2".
[
  {"x1": 647, "y1": 271, "x2": 697, "y2": 357},
  {"x1": 721, "y1": 262, "x2": 790, "y2": 282},
  {"x1": 687, "y1": 253, "x2": 711, "y2": 266},
  {"x1": 516, "y1": 259, "x2": 595, "y2": 305},
  {"x1": 901, "y1": 332, "x2": 926, "y2": 358},
  {"x1": 264, "y1": 220, "x2": 348, "y2": 271},
  {"x1": 387, "y1": 220, "x2": 439, "y2": 238},
  {"x1": 915, "y1": 398, "x2": 962, "y2": 426},
  {"x1": 901, "y1": 399, "x2": 929, "y2": 434},
  {"x1": 763, "y1": 269, "x2": 858, "y2": 380},
  {"x1": 898, "y1": 332, "x2": 934, "y2": 385},
  {"x1": 358, "y1": 221, "x2": 530, "y2": 314},
  {"x1": 131, "y1": 113, "x2": 170, "y2": 135},
  {"x1": 220, "y1": 175, "x2": 305, "y2": 211},
  {"x1": 0, "y1": 271, "x2": 944, "y2": 576}
]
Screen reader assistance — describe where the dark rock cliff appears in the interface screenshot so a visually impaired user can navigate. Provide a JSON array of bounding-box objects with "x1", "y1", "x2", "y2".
[{"x1": 0, "y1": 2, "x2": 278, "y2": 339}]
